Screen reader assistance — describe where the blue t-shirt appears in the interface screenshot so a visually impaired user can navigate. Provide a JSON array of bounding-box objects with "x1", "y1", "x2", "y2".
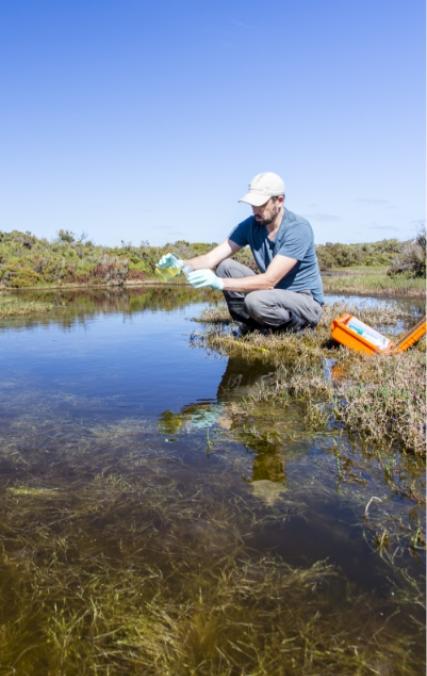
[{"x1": 229, "y1": 209, "x2": 324, "y2": 305}]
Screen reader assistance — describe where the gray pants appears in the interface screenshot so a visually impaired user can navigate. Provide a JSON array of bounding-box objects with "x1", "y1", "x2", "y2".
[{"x1": 216, "y1": 259, "x2": 322, "y2": 332}]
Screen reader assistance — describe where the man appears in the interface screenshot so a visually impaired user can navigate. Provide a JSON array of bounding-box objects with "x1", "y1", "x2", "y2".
[{"x1": 158, "y1": 172, "x2": 324, "y2": 333}]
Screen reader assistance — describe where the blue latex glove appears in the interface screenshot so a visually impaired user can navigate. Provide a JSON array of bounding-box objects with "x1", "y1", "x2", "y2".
[
  {"x1": 157, "y1": 253, "x2": 184, "y2": 270},
  {"x1": 187, "y1": 269, "x2": 224, "y2": 290}
]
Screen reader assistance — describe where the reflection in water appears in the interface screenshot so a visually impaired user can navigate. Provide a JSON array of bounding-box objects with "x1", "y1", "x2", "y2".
[
  {"x1": 159, "y1": 355, "x2": 293, "y2": 496},
  {"x1": 1, "y1": 286, "x2": 220, "y2": 330},
  {"x1": 216, "y1": 357, "x2": 287, "y2": 489},
  {"x1": 159, "y1": 403, "x2": 224, "y2": 434},
  {"x1": 216, "y1": 355, "x2": 274, "y2": 401}
]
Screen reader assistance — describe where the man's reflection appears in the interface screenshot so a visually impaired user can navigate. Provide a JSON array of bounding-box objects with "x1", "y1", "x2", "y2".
[
  {"x1": 216, "y1": 356, "x2": 274, "y2": 403},
  {"x1": 158, "y1": 356, "x2": 287, "y2": 498}
]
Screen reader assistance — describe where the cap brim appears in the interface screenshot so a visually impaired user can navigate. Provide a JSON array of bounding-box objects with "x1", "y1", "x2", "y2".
[{"x1": 238, "y1": 191, "x2": 272, "y2": 207}]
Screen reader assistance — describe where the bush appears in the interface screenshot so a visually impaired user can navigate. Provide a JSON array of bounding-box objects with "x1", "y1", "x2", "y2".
[
  {"x1": 316, "y1": 239, "x2": 409, "y2": 271},
  {"x1": 92, "y1": 254, "x2": 129, "y2": 286},
  {"x1": 57, "y1": 229, "x2": 76, "y2": 244},
  {"x1": 2, "y1": 266, "x2": 42, "y2": 288},
  {"x1": 387, "y1": 230, "x2": 426, "y2": 278}
]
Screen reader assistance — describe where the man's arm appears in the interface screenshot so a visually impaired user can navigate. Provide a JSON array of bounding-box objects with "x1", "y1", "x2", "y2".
[
  {"x1": 184, "y1": 239, "x2": 241, "y2": 271},
  {"x1": 221, "y1": 254, "x2": 297, "y2": 291}
]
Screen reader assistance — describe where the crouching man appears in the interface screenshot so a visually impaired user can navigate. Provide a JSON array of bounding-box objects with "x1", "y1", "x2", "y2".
[{"x1": 158, "y1": 172, "x2": 324, "y2": 333}]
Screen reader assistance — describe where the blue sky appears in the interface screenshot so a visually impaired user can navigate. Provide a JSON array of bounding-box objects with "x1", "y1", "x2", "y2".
[{"x1": 0, "y1": 0, "x2": 425, "y2": 246}]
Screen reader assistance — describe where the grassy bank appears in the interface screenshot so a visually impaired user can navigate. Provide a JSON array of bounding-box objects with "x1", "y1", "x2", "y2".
[
  {"x1": 197, "y1": 303, "x2": 426, "y2": 457},
  {"x1": 323, "y1": 266, "x2": 426, "y2": 297}
]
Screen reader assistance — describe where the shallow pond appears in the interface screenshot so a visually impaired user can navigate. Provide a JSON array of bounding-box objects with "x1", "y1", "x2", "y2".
[
  {"x1": 325, "y1": 292, "x2": 425, "y2": 314},
  {"x1": 0, "y1": 288, "x2": 425, "y2": 674}
]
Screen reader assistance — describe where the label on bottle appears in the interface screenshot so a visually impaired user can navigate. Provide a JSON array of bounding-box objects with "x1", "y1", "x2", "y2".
[{"x1": 347, "y1": 317, "x2": 391, "y2": 350}]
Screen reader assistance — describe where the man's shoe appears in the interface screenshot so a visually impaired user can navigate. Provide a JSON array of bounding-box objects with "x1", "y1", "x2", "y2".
[{"x1": 230, "y1": 322, "x2": 252, "y2": 337}]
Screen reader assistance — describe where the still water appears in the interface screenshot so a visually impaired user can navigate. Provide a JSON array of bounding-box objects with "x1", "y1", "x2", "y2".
[{"x1": 0, "y1": 288, "x2": 425, "y2": 674}]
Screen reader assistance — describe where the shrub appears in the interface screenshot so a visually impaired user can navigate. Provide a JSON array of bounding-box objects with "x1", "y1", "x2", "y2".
[
  {"x1": 57, "y1": 229, "x2": 76, "y2": 244},
  {"x1": 92, "y1": 254, "x2": 129, "y2": 286},
  {"x1": 388, "y1": 230, "x2": 426, "y2": 278},
  {"x1": 3, "y1": 266, "x2": 42, "y2": 288},
  {"x1": 317, "y1": 240, "x2": 403, "y2": 270}
]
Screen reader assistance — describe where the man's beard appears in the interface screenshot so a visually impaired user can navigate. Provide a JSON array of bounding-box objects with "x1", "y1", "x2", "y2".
[
  {"x1": 254, "y1": 215, "x2": 274, "y2": 226},
  {"x1": 254, "y1": 205, "x2": 280, "y2": 226}
]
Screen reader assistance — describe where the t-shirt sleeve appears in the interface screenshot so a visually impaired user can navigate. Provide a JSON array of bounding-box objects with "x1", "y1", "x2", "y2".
[
  {"x1": 228, "y1": 218, "x2": 251, "y2": 247},
  {"x1": 277, "y1": 221, "x2": 312, "y2": 261}
]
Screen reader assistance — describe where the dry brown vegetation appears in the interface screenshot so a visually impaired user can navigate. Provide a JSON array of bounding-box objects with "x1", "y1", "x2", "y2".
[{"x1": 199, "y1": 303, "x2": 426, "y2": 456}]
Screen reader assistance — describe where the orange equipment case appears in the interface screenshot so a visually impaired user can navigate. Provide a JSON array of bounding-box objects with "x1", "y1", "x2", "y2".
[{"x1": 331, "y1": 313, "x2": 426, "y2": 356}]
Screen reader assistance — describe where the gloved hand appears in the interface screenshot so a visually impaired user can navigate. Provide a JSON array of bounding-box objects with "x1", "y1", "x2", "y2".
[
  {"x1": 157, "y1": 253, "x2": 184, "y2": 270},
  {"x1": 187, "y1": 269, "x2": 224, "y2": 290},
  {"x1": 189, "y1": 406, "x2": 222, "y2": 429}
]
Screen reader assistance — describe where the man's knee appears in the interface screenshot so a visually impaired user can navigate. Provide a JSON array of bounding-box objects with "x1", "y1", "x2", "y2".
[
  {"x1": 215, "y1": 259, "x2": 234, "y2": 277},
  {"x1": 243, "y1": 291, "x2": 270, "y2": 323},
  {"x1": 244, "y1": 290, "x2": 317, "y2": 330}
]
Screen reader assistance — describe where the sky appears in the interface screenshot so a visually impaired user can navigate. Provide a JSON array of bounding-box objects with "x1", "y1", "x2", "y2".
[{"x1": 0, "y1": 0, "x2": 425, "y2": 247}]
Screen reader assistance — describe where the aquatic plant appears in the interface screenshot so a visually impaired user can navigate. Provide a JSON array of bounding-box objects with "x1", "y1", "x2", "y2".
[{"x1": 0, "y1": 416, "x2": 424, "y2": 674}]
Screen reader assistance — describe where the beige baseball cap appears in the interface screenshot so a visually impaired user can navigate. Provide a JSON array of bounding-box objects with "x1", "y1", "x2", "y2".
[{"x1": 239, "y1": 172, "x2": 286, "y2": 207}]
